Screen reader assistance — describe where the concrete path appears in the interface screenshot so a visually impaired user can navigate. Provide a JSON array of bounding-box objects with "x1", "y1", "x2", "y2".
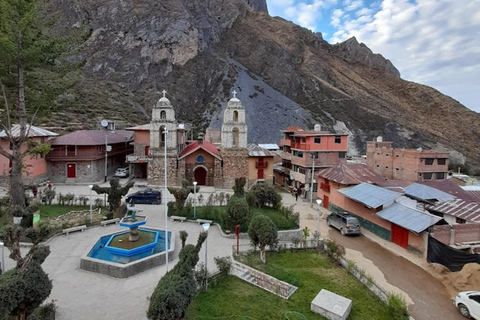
[{"x1": 283, "y1": 192, "x2": 464, "y2": 320}]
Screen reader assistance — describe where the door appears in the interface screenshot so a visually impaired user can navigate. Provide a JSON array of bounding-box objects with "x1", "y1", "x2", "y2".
[
  {"x1": 67, "y1": 163, "x2": 76, "y2": 178},
  {"x1": 257, "y1": 169, "x2": 264, "y2": 179},
  {"x1": 391, "y1": 224, "x2": 409, "y2": 249},
  {"x1": 195, "y1": 167, "x2": 207, "y2": 185},
  {"x1": 323, "y1": 195, "x2": 329, "y2": 209},
  {"x1": 468, "y1": 295, "x2": 480, "y2": 319}
]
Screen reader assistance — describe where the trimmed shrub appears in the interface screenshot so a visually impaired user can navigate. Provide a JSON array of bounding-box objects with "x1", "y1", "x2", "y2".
[
  {"x1": 30, "y1": 301, "x2": 56, "y2": 320},
  {"x1": 224, "y1": 196, "x2": 249, "y2": 231}
]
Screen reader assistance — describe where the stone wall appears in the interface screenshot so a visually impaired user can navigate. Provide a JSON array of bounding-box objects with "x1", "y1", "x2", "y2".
[
  {"x1": 148, "y1": 155, "x2": 183, "y2": 186},
  {"x1": 220, "y1": 148, "x2": 249, "y2": 189},
  {"x1": 48, "y1": 160, "x2": 104, "y2": 183}
]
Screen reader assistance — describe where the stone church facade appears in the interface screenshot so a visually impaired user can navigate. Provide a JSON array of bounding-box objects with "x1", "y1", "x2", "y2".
[{"x1": 126, "y1": 93, "x2": 249, "y2": 188}]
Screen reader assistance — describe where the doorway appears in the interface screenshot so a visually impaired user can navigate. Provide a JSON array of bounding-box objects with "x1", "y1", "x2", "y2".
[
  {"x1": 194, "y1": 167, "x2": 207, "y2": 185},
  {"x1": 391, "y1": 224, "x2": 409, "y2": 249},
  {"x1": 67, "y1": 163, "x2": 76, "y2": 178}
]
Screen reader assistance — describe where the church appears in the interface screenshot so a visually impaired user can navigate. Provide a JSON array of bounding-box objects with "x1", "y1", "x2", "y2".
[{"x1": 126, "y1": 92, "x2": 260, "y2": 188}]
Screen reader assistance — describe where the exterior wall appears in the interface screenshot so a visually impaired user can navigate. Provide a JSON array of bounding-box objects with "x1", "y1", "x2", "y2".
[
  {"x1": 147, "y1": 155, "x2": 183, "y2": 186},
  {"x1": 49, "y1": 160, "x2": 104, "y2": 183},
  {"x1": 433, "y1": 224, "x2": 480, "y2": 245},
  {"x1": 367, "y1": 141, "x2": 449, "y2": 182},
  {"x1": 134, "y1": 131, "x2": 150, "y2": 144},
  {"x1": 184, "y1": 149, "x2": 216, "y2": 186},
  {"x1": 221, "y1": 99, "x2": 247, "y2": 149},
  {"x1": 247, "y1": 156, "x2": 274, "y2": 185},
  {"x1": 220, "y1": 148, "x2": 249, "y2": 189},
  {"x1": 408, "y1": 231, "x2": 425, "y2": 254},
  {"x1": 0, "y1": 137, "x2": 49, "y2": 181}
]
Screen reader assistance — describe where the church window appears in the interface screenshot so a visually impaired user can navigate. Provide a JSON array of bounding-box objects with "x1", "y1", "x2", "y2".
[
  {"x1": 196, "y1": 155, "x2": 204, "y2": 163},
  {"x1": 160, "y1": 126, "x2": 166, "y2": 147},
  {"x1": 160, "y1": 111, "x2": 166, "y2": 119},
  {"x1": 234, "y1": 110, "x2": 239, "y2": 122},
  {"x1": 232, "y1": 127, "x2": 239, "y2": 148}
]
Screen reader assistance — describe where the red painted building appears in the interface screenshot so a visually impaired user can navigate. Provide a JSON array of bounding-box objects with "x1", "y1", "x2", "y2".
[
  {"x1": 275, "y1": 125, "x2": 348, "y2": 193},
  {"x1": 47, "y1": 130, "x2": 133, "y2": 183}
]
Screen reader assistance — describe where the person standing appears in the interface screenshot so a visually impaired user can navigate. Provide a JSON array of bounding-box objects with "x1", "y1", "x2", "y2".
[{"x1": 294, "y1": 188, "x2": 298, "y2": 201}]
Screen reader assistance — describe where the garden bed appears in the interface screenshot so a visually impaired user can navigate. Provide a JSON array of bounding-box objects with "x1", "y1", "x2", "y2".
[{"x1": 186, "y1": 251, "x2": 392, "y2": 319}]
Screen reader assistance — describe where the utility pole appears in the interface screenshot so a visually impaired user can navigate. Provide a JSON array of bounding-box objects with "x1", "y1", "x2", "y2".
[
  {"x1": 310, "y1": 152, "x2": 316, "y2": 208},
  {"x1": 104, "y1": 134, "x2": 108, "y2": 182}
]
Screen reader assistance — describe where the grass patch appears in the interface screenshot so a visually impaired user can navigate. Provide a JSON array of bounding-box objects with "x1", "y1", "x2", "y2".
[
  {"x1": 174, "y1": 206, "x2": 298, "y2": 232},
  {"x1": 187, "y1": 251, "x2": 391, "y2": 319},
  {"x1": 108, "y1": 230, "x2": 156, "y2": 249},
  {"x1": 38, "y1": 205, "x2": 91, "y2": 219}
]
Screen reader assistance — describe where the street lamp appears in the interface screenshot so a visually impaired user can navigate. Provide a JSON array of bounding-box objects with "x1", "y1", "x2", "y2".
[
  {"x1": 0, "y1": 241, "x2": 5, "y2": 275},
  {"x1": 315, "y1": 199, "x2": 323, "y2": 247},
  {"x1": 163, "y1": 128, "x2": 169, "y2": 272},
  {"x1": 89, "y1": 185, "x2": 93, "y2": 224},
  {"x1": 193, "y1": 181, "x2": 197, "y2": 218},
  {"x1": 310, "y1": 152, "x2": 317, "y2": 208},
  {"x1": 202, "y1": 222, "x2": 210, "y2": 290}
]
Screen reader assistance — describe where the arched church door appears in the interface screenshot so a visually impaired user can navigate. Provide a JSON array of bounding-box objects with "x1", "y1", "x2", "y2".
[{"x1": 194, "y1": 167, "x2": 207, "y2": 185}]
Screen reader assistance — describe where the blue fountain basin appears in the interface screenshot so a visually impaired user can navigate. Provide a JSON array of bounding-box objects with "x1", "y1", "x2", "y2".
[{"x1": 104, "y1": 229, "x2": 159, "y2": 257}]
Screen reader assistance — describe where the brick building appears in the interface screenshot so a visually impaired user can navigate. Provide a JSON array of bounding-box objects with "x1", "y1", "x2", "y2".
[
  {"x1": 126, "y1": 93, "x2": 251, "y2": 188},
  {"x1": 247, "y1": 144, "x2": 275, "y2": 185},
  {"x1": 366, "y1": 137, "x2": 449, "y2": 182},
  {"x1": 47, "y1": 130, "x2": 133, "y2": 183},
  {"x1": 0, "y1": 124, "x2": 58, "y2": 186},
  {"x1": 275, "y1": 125, "x2": 348, "y2": 193}
]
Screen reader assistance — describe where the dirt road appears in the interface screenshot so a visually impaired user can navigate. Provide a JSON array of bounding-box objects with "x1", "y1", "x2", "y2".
[{"x1": 329, "y1": 229, "x2": 464, "y2": 320}]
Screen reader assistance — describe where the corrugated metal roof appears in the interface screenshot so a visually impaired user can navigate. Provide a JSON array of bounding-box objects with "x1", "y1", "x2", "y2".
[
  {"x1": 318, "y1": 163, "x2": 384, "y2": 185},
  {"x1": 248, "y1": 144, "x2": 274, "y2": 157},
  {"x1": 404, "y1": 183, "x2": 456, "y2": 202},
  {"x1": 0, "y1": 124, "x2": 58, "y2": 138},
  {"x1": 418, "y1": 180, "x2": 476, "y2": 201},
  {"x1": 50, "y1": 130, "x2": 133, "y2": 146},
  {"x1": 258, "y1": 144, "x2": 279, "y2": 150},
  {"x1": 426, "y1": 199, "x2": 480, "y2": 223},
  {"x1": 338, "y1": 183, "x2": 400, "y2": 208},
  {"x1": 377, "y1": 202, "x2": 443, "y2": 233}
]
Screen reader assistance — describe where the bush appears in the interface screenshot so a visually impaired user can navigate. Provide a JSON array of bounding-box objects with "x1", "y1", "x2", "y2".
[
  {"x1": 194, "y1": 262, "x2": 208, "y2": 291},
  {"x1": 387, "y1": 293, "x2": 409, "y2": 320},
  {"x1": 167, "y1": 201, "x2": 176, "y2": 216},
  {"x1": 30, "y1": 301, "x2": 56, "y2": 320},
  {"x1": 180, "y1": 230, "x2": 188, "y2": 249},
  {"x1": 223, "y1": 196, "x2": 249, "y2": 231},
  {"x1": 325, "y1": 239, "x2": 346, "y2": 264},
  {"x1": 248, "y1": 183, "x2": 282, "y2": 209},
  {"x1": 214, "y1": 257, "x2": 232, "y2": 277}
]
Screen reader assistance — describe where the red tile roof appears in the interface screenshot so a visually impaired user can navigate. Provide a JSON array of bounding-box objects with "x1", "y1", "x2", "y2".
[
  {"x1": 50, "y1": 130, "x2": 133, "y2": 146},
  {"x1": 179, "y1": 140, "x2": 221, "y2": 160},
  {"x1": 318, "y1": 163, "x2": 385, "y2": 185}
]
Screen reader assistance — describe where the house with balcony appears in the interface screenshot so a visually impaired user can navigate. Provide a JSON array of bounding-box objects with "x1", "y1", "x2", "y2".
[
  {"x1": 247, "y1": 144, "x2": 275, "y2": 185},
  {"x1": 0, "y1": 124, "x2": 58, "y2": 186},
  {"x1": 367, "y1": 137, "x2": 449, "y2": 182},
  {"x1": 275, "y1": 125, "x2": 348, "y2": 194},
  {"x1": 47, "y1": 130, "x2": 133, "y2": 183}
]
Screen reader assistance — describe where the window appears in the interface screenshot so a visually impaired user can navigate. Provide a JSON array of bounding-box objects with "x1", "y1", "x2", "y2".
[
  {"x1": 196, "y1": 155, "x2": 204, "y2": 163},
  {"x1": 395, "y1": 168, "x2": 399, "y2": 171},
  {"x1": 385, "y1": 166, "x2": 389, "y2": 169},
  {"x1": 437, "y1": 158, "x2": 447, "y2": 165},
  {"x1": 334, "y1": 136, "x2": 341, "y2": 144},
  {"x1": 456, "y1": 217, "x2": 466, "y2": 224},
  {"x1": 376, "y1": 165, "x2": 380, "y2": 167},
  {"x1": 338, "y1": 152, "x2": 346, "y2": 159},
  {"x1": 233, "y1": 110, "x2": 239, "y2": 122},
  {"x1": 396, "y1": 155, "x2": 399, "y2": 158},
  {"x1": 386, "y1": 153, "x2": 389, "y2": 156},
  {"x1": 436, "y1": 172, "x2": 445, "y2": 180},
  {"x1": 232, "y1": 127, "x2": 239, "y2": 148},
  {"x1": 423, "y1": 172, "x2": 433, "y2": 180},
  {"x1": 425, "y1": 158, "x2": 434, "y2": 165},
  {"x1": 314, "y1": 136, "x2": 321, "y2": 144},
  {"x1": 160, "y1": 110, "x2": 166, "y2": 119},
  {"x1": 293, "y1": 165, "x2": 299, "y2": 172},
  {"x1": 311, "y1": 152, "x2": 318, "y2": 159}
]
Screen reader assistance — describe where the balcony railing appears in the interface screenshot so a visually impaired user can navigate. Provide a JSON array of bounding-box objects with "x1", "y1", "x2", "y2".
[{"x1": 255, "y1": 161, "x2": 268, "y2": 169}]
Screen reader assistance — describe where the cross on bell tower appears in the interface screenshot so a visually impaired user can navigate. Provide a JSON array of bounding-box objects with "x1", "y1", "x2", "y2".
[{"x1": 232, "y1": 90, "x2": 237, "y2": 98}]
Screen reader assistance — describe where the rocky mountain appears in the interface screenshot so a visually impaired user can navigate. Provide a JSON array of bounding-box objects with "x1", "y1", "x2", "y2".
[{"x1": 39, "y1": 0, "x2": 479, "y2": 171}]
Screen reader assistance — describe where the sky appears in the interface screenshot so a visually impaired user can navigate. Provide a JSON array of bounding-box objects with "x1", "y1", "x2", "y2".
[{"x1": 266, "y1": 0, "x2": 480, "y2": 113}]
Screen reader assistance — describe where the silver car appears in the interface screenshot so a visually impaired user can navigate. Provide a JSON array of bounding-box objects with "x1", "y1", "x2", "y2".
[{"x1": 326, "y1": 211, "x2": 361, "y2": 236}]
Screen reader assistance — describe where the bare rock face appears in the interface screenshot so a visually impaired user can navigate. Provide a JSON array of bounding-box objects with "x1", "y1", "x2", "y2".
[
  {"x1": 333, "y1": 37, "x2": 400, "y2": 78},
  {"x1": 40, "y1": 0, "x2": 480, "y2": 172}
]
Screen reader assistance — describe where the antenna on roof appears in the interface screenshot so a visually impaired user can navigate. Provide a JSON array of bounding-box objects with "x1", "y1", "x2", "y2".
[{"x1": 100, "y1": 119, "x2": 115, "y2": 132}]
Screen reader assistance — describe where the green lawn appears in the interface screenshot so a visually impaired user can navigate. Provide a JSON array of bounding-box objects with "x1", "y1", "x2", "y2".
[
  {"x1": 186, "y1": 251, "x2": 391, "y2": 320},
  {"x1": 38, "y1": 204, "x2": 92, "y2": 219}
]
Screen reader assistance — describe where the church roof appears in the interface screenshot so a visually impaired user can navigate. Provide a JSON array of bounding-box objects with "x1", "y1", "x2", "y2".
[{"x1": 179, "y1": 140, "x2": 221, "y2": 160}]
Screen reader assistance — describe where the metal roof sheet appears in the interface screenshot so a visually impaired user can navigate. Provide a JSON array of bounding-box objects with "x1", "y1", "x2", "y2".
[
  {"x1": 404, "y1": 183, "x2": 456, "y2": 202},
  {"x1": 338, "y1": 183, "x2": 400, "y2": 208},
  {"x1": 318, "y1": 163, "x2": 384, "y2": 185},
  {"x1": 0, "y1": 124, "x2": 58, "y2": 138},
  {"x1": 50, "y1": 130, "x2": 133, "y2": 146},
  {"x1": 258, "y1": 144, "x2": 279, "y2": 150},
  {"x1": 425, "y1": 199, "x2": 480, "y2": 223},
  {"x1": 247, "y1": 144, "x2": 274, "y2": 157},
  {"x1": 377, "y1": 203, "x2": 443, "y2": 233}
]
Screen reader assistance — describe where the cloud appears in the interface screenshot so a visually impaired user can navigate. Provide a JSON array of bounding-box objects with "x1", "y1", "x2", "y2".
[{"x1": 328, "y1": 0, "x2": 480, "y2": 112}]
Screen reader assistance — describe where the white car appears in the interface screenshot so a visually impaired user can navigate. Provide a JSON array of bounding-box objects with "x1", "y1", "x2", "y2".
[
  {"x1": 456, "y1": 291, "x2": 480, "y2": 319},
  {"x1": 114, "y1": 167, "x2": 129, "y2": 178}
]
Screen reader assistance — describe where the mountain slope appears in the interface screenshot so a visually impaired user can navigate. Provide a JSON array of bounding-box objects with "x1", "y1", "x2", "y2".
[{"x1": 41, "y1": 0, "x2": 480, "y2": 170}]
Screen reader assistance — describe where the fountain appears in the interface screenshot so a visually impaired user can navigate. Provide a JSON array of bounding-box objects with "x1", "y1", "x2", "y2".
[{"x1": 80, "y1": 203, "x2": 174, "y2": 278}]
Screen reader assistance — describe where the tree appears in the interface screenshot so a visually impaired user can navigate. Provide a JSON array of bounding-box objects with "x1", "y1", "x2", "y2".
[
  {"x1": 147, "y1": 232, "x2": 207, "y2": 320},
  {"x1": 0, "y1": 0, "x2": 60, "y2": 223},
  {"x1": 0, "y1": 225, "x2": 53, "y2": 319},
  {"x1": 92, "y1": 178, "x2": 134, "y2": 219},
  {"x1": 248, "y1": 214, "x2": 278, "y2": 263},
  {"x1": 232, "y1": 177, "x2": 246, "y2": 197},
  {"x1": 179, "y1": 230, "x2": 188, "y2": 249},
  {"x1": 223, "y1": 196, "x2": 249, "y2": 231},
  {"x1": 168, "y1": 180, "x2": 199, "y2": 213},
  {"x1": 248, "y1": 183, "x2": 282, "y2": 209}
]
